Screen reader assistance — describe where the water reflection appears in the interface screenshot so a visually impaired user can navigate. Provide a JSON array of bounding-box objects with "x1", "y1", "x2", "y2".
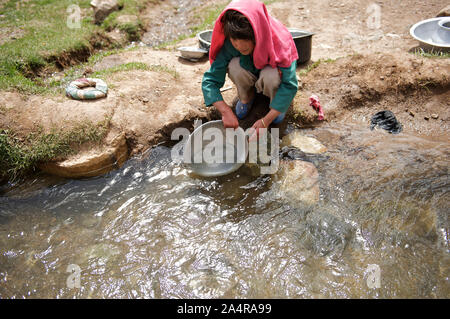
[{"x1": 0, "y1": 124, "x2": 448, "y2": 298}]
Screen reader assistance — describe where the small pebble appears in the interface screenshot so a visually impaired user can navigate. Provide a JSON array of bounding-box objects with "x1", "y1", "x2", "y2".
[
  {"x1": 409, "y1": 111, "x2": 415, "y2": 117},
  {"x1": 63, "y1": 217, "x2": 74, "y2": 226},
  {"x1": 431, "y1": 114, "x2": 439, "y2": 119},
  {"x1": 82, "y1": 67, "x2": 93, "y2": 76},
  {"x1": 424, "y1": 116, "x2": 429, "y2": 120}
]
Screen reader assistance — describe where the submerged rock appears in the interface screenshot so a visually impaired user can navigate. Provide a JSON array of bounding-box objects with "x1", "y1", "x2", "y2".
[
  {"x1": 294, "y1": 211, "x2": 354, "y2": 257},
  {"x1": 241, "y1": 162, "x2": 262, "y2": 177},
  {"x1": 241, "y1": 129, "x2": 329, "y2": 177},
  {"x1": 83, "y1": 242, "x2": 122, "y2": 265},
  {"x1": 281, "y1": 131, "x2": 327, "y2": 154},
  {"x1": 275, "y1": 160, "x2": 320, "y2": 206},
  {"x1": 279, "y1": 146, "x2": 330, "y2": 166}
]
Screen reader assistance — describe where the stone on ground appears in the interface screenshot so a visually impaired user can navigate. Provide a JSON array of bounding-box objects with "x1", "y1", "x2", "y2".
[
  {"x1": 437, "y1": 5, "x2": 450, "y2": 17},
  {"x1": 90, "y1": 0, "x2": 119, "y2": 24},
  {"x1": 281, "y1": 131, "x2": 327, "y2": 154}
]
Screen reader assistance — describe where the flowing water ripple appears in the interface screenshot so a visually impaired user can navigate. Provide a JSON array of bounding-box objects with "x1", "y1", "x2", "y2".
[{"x1": 0, "y1": 124, "x2": 448, "y2": 298}]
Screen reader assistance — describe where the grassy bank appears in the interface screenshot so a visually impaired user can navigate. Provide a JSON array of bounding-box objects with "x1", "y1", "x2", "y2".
[
  {"x1": 0, "y1": 0, "x2": 280, "y2": 183},
  {"x1": 0, "y1": 118, "x2": 110, "y2": 181},
  {"x1": 0, "y1": 0, "x2": 150, "y2": 94}
]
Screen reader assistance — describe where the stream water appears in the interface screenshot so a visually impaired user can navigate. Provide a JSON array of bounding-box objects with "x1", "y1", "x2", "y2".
[
  {"x1": 1, "y1": 0, "x2": 449, "y2": 299},
  {"x1": 0, "y1": 123, "x2": 448, "y2": 298}
]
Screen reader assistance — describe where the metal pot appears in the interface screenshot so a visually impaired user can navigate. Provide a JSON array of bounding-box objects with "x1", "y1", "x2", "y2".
[
  {"x1": 410, "y1": 17, "x2": 450, "y2": 52},
  {"x1": 197, "y1": 28, "x2": 314, "y2": 64},
  {"x1": 197, "y1": 30, "x2": 213, "y2": 51},
  {"x1": 288, "y1": 28, "x2": 314, "y2": 64},
  {"x1": 436, "y1": 18, "x2": 450, "y2": 44}
]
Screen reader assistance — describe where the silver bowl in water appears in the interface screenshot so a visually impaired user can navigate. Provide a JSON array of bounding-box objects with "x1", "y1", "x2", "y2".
[
  {"x1": 183, "y1": 120, "x2": 248, "y2": 177},
  {"x1": 410, "y1": 17, "x2": 450, "y2": 51}
]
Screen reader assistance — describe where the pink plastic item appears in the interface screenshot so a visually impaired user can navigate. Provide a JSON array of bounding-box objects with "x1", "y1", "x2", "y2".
[{"x1": 309, "y1": 94, "x2": 324, "y2": 121}]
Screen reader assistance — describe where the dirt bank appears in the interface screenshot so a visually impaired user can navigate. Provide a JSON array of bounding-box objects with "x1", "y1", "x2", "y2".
[
  {"x1": 271, "y1": 0, "x2": 448, "y2": 59},
  {"x1": 294, "y1": 52, "x2": 449, "y2": 137},
  {"x1": 0, "y1": 0, "x2": 448, "y2": 180}
]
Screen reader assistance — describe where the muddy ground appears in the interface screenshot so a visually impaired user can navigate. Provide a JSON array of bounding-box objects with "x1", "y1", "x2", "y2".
[{"x1": 0, "y1": 0, "x2": 449, "y2": 178}]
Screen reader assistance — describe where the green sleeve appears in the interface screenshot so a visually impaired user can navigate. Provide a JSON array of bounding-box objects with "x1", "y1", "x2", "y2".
[
  {"x1": 202, "y1": 40, "x2": 236, "y2": 107},
  {"x1": 269, "y1": 60, "x2": 298, "y2": 113}
]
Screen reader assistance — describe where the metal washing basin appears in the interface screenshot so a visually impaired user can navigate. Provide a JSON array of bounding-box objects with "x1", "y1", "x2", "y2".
[
  {"x1": 183, "y1": 120, "x2": 248, "y2": 177},
  {"x1": 410, "y1": 17, "x2": 450, "y2": 51}
]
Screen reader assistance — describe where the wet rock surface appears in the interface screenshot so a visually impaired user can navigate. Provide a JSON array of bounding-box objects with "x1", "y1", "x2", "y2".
[
  {"x1": 293, "y1": 210, "x2": 355, "y2": 257},
  {"x1": 275, "y1": 160, "x2": 320, "y2": 207},
  {"x1": 281, "y1": 131, "x2": 328, "y2": 154}
]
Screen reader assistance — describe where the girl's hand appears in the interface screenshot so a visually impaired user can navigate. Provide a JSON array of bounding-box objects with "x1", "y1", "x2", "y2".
[
  {"x1": 222, "y1": 110, "x2": 239, "y2": 129},
  {"x1": 249, "y1": 118, "x2": 268, "y2": 141},
  {"x1": 213, "y1": 100, "x2": 239, "y2": 129}
]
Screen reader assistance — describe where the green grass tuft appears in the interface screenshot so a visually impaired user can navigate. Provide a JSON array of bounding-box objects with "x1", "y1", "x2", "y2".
[
  {"x1": 0, "y1": 118, "x2": 110, "y2": 181},
  {"x1": 101, "y1": 0, "x2": 154, "y2": 41},
  {"x1": 412, "y1": 47, "x2": 450, "y2": 59},
  {"x1": 297, "y1": 58, "x2": 336, "y2": 76},
  {"x1": 0, "y1": 0, "x2": 100, "y2": 92},
  {"x1": 90, "y1": 61, "x2": 179, "y2": 79}
]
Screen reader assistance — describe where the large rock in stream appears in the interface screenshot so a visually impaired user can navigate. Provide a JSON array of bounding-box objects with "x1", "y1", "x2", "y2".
[
  {"x1": 274, "y1": 160, "x2": 320, "y2": 207},
  {"x1": 242, "y1": 130, "x2": 325, "y2": 206},
  {"x1": 281, "y1": 131, "x2": 327, "y2": 154}
]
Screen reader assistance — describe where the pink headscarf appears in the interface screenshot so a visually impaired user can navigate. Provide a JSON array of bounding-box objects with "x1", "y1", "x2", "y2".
[{"x1": 209, "y1": 0, "x2": 298, "y2": 69}]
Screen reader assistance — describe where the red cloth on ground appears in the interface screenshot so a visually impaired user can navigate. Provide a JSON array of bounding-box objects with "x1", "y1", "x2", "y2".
[
  {"x1": 309, "y1": 94, "x2": 324, "y2": 121},
  {"x1": 209, "y1": 0, "x2": 298, "y2": 70}
]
